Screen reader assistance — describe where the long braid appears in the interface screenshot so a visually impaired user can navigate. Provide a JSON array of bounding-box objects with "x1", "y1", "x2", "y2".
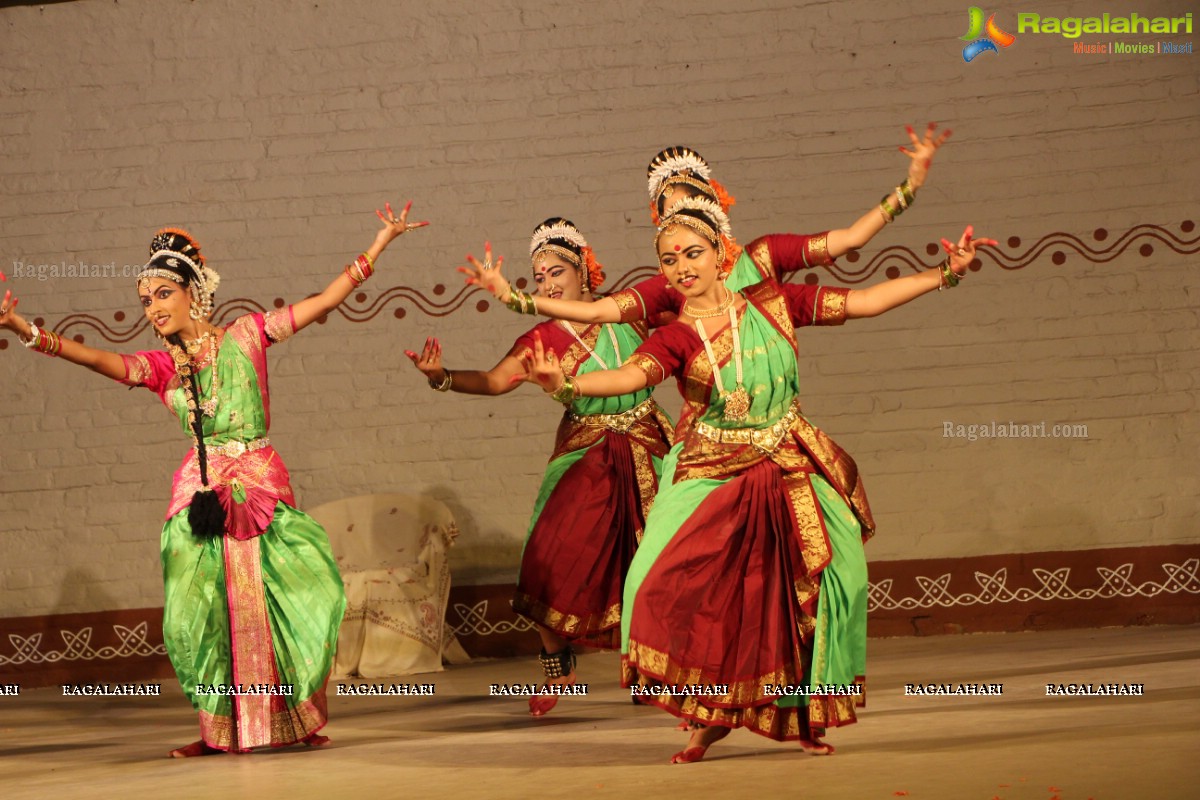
[{"x1": 168, "y1": 332, "x2": 226, "y2": 539}]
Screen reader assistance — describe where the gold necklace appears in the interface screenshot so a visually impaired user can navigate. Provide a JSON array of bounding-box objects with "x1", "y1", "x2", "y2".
[
  {"x1": 170, "y1": 328, "x2": 223, "y2": 418},
  {"x1": 682, "y1": 284, "x2": 734, "y2": 319},
  {"x1": 183, "y1": 329, "x2": 215, "y2": 356},
  {"x1": 694, "y1": 303, "x2": 750, "y2": 422}
]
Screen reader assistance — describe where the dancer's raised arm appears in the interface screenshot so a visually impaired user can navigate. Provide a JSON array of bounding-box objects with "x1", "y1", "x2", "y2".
[
  {"x1": 513, "y1": 330, "x2": 649, "y2": 401},
  {"x1": 1, "y1": 289, "x2": 127, "y2": 380},
  {"x1": 291, "y1": 200, "x2": 428, "y2": 332},
  {"x1": 846, "y1": 225, "x2": 996, "y2": 318},
  {"x1": 404, "y1": 335, "x2": 525, "y2": 395},
  {"x1": 459, "y1": 242, "x2": 625, "y2": 325},
  {"x1": 824, "y1": 122, "x2": 952, "y2": 258}
]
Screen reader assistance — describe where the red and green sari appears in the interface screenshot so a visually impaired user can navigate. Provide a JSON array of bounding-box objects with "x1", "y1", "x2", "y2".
[
  {"x1": 509, "y1": 319, "x2": 673, "y2": 648},
  {"x1": 618, "y1": 237, "x2": 875, "y2": 741}
]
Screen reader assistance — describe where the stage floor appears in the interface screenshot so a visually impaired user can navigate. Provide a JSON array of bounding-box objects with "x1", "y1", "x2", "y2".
[{"x1": 2, "y1": 625, "x2": 1198, "y2": 799}]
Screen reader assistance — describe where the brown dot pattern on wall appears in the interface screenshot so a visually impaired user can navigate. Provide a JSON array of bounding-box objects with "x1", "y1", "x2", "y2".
[{"x1": 29, "y1": 222, "x2": 1197, "y2": 342}]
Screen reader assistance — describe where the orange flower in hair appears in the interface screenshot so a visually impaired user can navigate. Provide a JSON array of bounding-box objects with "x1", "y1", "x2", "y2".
[
  {"x1": 719, "y1": 234, "x2": 742, "y2": 276},
  {"x1": 152, "y1": 227, "x2": 206, "y2": 265},
  {"x1": 582, "y1": 246, "x2": 606, "y2": 291},
  {"x1": 710, "y1": 179, "x2": 736, "y2": 214}
]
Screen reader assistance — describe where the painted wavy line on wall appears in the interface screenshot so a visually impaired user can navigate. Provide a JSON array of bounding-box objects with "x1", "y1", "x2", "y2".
[
  {"x1": 830, "y1": 220, "x2": 1197, "y2": 284},
  {"x1": 6, "y1": 220, "x2": 1192, "y2": 348}
]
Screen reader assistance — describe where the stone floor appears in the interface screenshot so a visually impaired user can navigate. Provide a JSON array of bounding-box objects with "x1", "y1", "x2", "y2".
[{"x1": 2, "y1": 625, "x2": 1198, "y2": 800}]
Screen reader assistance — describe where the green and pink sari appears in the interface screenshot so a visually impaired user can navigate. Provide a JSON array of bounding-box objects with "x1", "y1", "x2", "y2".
[{"x1": 119, "y1": 309, "x2": 345, "y2": 751}]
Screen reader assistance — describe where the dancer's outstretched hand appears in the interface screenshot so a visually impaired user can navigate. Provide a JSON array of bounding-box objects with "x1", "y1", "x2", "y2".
[
  {"x1": 512, "y1": 331, "x2": 564, "y2": 393},
  {"x1": 900, "y1": 122, "x2": 952, "y2": 190},
  {"x1": 374, "y1": 200, "x2": 429, "y2": 249},
  {"x1": 940, "y1": 225, "x2": 998, "y2": 277},
  {"x1": 0, "y1": 289, "x2": 27, "y2": 337},
  {"x1": 404, "y1": 337, "x2": 447, "y2": 383},
  {"x1": 457, "y1": 241, "x2": 510, "y2": 301}
]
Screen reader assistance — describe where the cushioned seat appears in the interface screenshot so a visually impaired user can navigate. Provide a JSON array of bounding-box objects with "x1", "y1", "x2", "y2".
[{"x1": 308, "y1": 493, "x2": 467, "y2": 677}]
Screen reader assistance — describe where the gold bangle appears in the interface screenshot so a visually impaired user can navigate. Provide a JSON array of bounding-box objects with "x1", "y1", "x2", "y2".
[
  {"x1": 548, "y1": 374, "x2": 577, "y2": 404},
  {"x1": 506, "y1": 288, "x2": 538, "y2": 316},
  {"x1": 940, "y1": 258, "x2": 960, "y2": 289},
  {"x1": 878, "y1": 197, "x2": 896, "y2": 223},
  {"x1": 429, "y1": 370, "x2": 453, "y2": 391}
]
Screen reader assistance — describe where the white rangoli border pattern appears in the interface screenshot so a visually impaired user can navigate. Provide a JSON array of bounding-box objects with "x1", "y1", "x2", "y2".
[
  {"x1": 447, "y1": 600, "x2": 536, "y2": 637},
  {"x1": 3, "y1": 561, "x2": 1197, "y2": 664},
  {"x1": 0, "y1": 622, "x2": 167, "y2": 667},
  {"x1": 868, "y1": 560, "x2": 1200, "y2": 611}
]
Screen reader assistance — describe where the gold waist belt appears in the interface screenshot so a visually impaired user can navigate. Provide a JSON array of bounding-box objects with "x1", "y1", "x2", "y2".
[
  {"x1": 569, "y1": 398, "x2": 657, "y2": 434},
  {"x1": 694, "y1": 401, "x2": 802, "y2": 454},
  {"x1": 205, "y1": 437, "x2": 271, "y2": 459}
]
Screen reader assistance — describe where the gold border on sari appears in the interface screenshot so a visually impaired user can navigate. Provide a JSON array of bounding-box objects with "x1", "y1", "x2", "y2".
[
  {"x1": 119, "y1": 353, "x2": 153, "y2": 387},
  {"x1": 814, "y1": 286, "x2": 849, "y2": 326},
  {"x1": 511, "y1": 591, "x2": 622, "y2": 645},
  {"x1": 620, "y1": 657, "x2": 862, "y2": 741},
  {"x1": 223, "y1": 536, "x2": 277, "y2": 749},
  {"x1": 806, "y1": 232, "x2": 833, "y2": 267},
  {"x1": 624, "y1": 639, "x2": 797, "y2": 708},
  {"x1": 198, "y1": 692, "x2": 329, "y2": 751},
  {"x1": 749, "y1": 241, "x2": 774, "y2": 280},
  {"x1": 783, "y1": 472, "x2": 833, "y2": 578},
  {"x1": 263, "y1": 307, "x2": 295, "y2": 344},
  {"x1": 611, "y1": 288, "x2": 645, "y2": 323},
  {"x1": 624, "y1": 353, "x2": 665, "y2": 385},
  {"x1": 226, "y1": 315, "x2": 264, "y2": 361}
]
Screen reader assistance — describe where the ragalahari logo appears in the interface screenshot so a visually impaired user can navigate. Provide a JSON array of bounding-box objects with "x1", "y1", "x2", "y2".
[{"x1": 961, "y1": 7, "x2": 1017, "y2": 61}]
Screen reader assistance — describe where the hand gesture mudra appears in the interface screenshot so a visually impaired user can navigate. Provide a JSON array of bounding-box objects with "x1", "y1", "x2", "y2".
[
  {"x1": 513, "y1": 331, "x2": 565, "y2": 392},
  {"x1": 900, "y1": 122, "x2": 952, "y2": 190},
  {"x1": 374, "y1": 200, "x2": 429, "y2": 247},
  {"x1": 404, "y1": 337, "x2": 446, "y2": 383},
  {"x1": 457, "y1": 241, "x2": 510, "y2": 301},
  {"x1": 0, "y1": 288, "x2": 26, "y2": 337},
  {"x1": 940, "y1": 225, "x2": 998, "y2": 277}
]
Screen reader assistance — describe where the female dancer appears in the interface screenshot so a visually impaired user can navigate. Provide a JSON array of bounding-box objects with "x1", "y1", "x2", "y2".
[
  {"x1": 406, "y1": 218, "x2": 673, "y2": 715},
  {"x1": 0, "y1": 201, "x2": 427, "y2": 756},
  {"x1": 506, "y1": 197, "x2": 994, "y2": 762},
  {"x1": 464, "y1": 123, "x2": 951, "y2": 327}
]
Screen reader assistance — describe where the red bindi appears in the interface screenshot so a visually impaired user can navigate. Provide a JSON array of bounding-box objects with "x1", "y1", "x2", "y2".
[{"x1": 674, "y1": 245, "x2": 682, "y2": 251}]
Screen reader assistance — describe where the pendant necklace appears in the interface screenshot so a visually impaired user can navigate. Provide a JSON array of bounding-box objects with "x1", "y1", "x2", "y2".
[{"x1": 695, "y1": 304, "x2": 750, "y2": 422}]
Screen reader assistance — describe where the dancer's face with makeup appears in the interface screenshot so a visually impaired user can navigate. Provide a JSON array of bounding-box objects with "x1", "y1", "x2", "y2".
[
  {"x1": 532, "y1": 252, "x2": 586, "y2": 302},
  {"x1": 139, "y1": 277, "x2": 194, "y2": 337},
  {"x1": 657, "y1": 226, "x2": 721, "y2": 302}
]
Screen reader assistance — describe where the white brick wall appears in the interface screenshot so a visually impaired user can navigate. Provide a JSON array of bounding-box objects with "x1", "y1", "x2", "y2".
[{"x1": 0, "y1": 0, "x2": 1196, "y2": 616}]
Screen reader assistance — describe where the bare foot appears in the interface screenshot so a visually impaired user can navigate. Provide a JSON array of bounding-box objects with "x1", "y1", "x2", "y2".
[
  {"x1": 529, "y1": 672, "x2": 577, "y2": 717},
  {"x1": 799, "y1": 736, "x2": 835, "y2": 755},
  {"x1": 169, "y1": 740, "x2": 221, "y2": 758},
  {"x1": 670, "y1": 725, "x2": 730, "y2": 764},
  {"x1": 302, "y1": 733, "x2": 331, "y2": 747}
]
